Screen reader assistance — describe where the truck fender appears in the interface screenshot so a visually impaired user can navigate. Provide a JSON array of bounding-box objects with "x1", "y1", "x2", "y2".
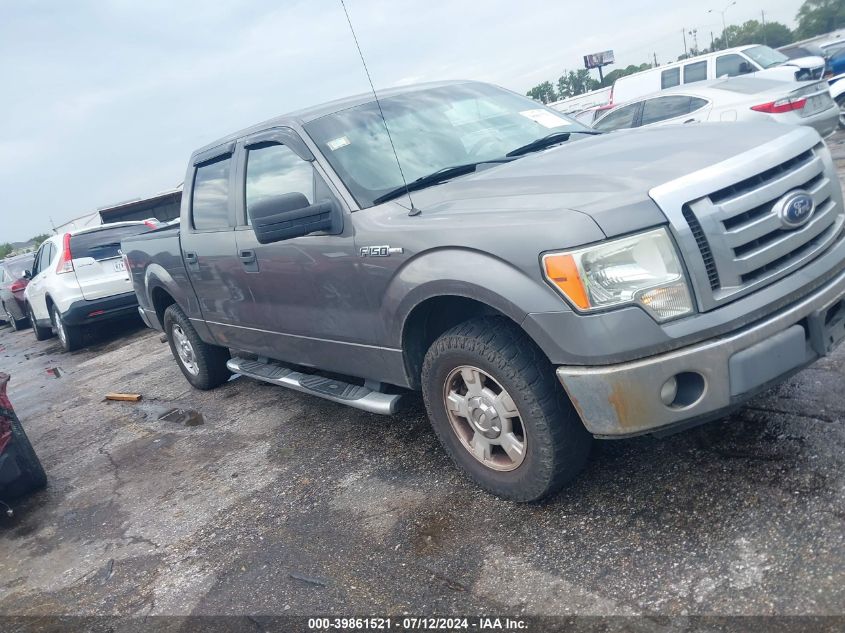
[{"x1": 383, "y1": 248, "x2": 570, "y2": 348}]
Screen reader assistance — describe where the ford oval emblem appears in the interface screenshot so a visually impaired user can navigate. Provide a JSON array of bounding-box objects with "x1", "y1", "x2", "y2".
[{"x1": 775, "y1": 190, "x2": 815, "y2": 229}]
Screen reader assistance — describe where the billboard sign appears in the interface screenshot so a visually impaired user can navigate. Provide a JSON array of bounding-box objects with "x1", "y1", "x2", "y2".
[{"x1": 584, "y1": 50, "x2": 615, "y2": 69}]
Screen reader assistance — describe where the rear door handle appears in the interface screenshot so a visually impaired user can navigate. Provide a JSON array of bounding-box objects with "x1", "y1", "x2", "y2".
[{"x1": 184, "y1": 251, "x2": 198, "y2": 264}]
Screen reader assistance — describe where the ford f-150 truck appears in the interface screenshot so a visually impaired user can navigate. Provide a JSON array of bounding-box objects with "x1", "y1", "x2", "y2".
[{"x1": 123, "y1": 81, "x2": 845, "y2": 501}]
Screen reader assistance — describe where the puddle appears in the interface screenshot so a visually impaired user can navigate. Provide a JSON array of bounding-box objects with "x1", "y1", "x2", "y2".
[{"x1": 158, "y1": 409, "x2": 204, "y2": 426}]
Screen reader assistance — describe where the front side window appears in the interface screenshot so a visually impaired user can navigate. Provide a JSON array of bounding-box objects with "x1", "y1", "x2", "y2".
[
  {"x1": 640, "y1": 96, "x2": 695, "y2": 126},
  {"x1": 661, "y1": 68, "x2": 681, "y2": 89},
  {"x1": 683, "y1": 61, "x2": 707, "y2": 83},
  {"x1": 192, "y1": 157, "x2": 231, "y2": 230},
  {"x1": 304, "y1": 82, "x2": 589, "y2": 208},
  {"x1": 716, "y1": 54, "x2": 752, "y2": 77},
  {"x1": 593, "y1": 104, "x2": 639, "y2": 131},
  {"x1": 245, "y1": 144, "x2": 314, "y2": 224}
]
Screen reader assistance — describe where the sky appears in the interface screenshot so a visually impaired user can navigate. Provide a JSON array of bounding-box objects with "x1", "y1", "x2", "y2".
[{"x1": 1, "y1": 0, "x2": 805, "y2": 242}]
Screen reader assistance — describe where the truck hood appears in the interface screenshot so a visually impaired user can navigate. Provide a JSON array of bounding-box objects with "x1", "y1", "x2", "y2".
[{"x1": 409, "y1": 122, "x2": 815, "y2": 237}]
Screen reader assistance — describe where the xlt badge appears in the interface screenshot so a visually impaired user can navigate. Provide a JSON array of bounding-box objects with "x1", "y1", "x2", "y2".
[{"x1": 359, "y1": 246, "x2": 403, "y2": 257}]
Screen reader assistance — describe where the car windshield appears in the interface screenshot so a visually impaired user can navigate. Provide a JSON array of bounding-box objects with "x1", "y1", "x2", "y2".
[
  {"x1": 304, "y1": 82, "x2": 589, "y2": 208},
  {"x1": 744, "y1": 45, "x2": 789, "y2": 69}
]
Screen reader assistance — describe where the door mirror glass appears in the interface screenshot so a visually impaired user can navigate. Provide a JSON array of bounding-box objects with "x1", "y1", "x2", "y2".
[{"x1": 23, "y1": 269, "x2": 32, "y2": 279}]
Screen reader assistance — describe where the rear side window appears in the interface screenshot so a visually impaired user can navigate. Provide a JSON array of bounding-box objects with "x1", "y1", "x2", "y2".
[
  {"x1": 661, "y1": 68, "x2": 680, "y2": 89},
  {"x1": 683, "y1": 61, "x2": 707, "y2": 83},
  {"x1": 70, "y1": 224, "x2": 150, "y2": 261},
  {"x1": 640, "y1": 96, "x2": 695, "y2": 126},
  {"x1": 192, "y1": 157, "x2": 231, "y2": 230},
  {"x1": 593, "y1": 104, "x2": 639, "y2": 132}
]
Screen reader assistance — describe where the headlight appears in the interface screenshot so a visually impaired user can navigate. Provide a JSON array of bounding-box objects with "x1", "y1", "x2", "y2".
[{"x1": 542, "y1": 227, "x2": 694, "y2": 322}]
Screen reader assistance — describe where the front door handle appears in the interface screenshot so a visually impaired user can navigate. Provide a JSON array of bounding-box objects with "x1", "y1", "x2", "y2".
[
  {"x1": 183, "y1": 251, "x2": 199, "y2": 268},
  {"x1": 238, "y1": 249, "x2": 259, "y2": 273}
]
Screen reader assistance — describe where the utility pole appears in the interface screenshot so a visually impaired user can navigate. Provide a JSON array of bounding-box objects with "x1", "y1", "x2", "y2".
[
  {"x1": 683, "y1": 28, "x2": 688, "y2": 56},
  {"x1": 653, "y1": 52, "x2": 658, "y2": 66},
  {"x1": 710, "y1": 30, "x2": 715, "y2": 51},
  {"x1": 761, "y1": 10, "x2": 767, "y2": 45},
  {"x1": 708, "y1": 1, "x2": 736, "y2": 49}
]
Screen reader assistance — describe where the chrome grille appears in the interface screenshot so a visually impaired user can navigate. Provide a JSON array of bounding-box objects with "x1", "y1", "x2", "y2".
[{"x1": 678, "y1": 142, "x2": 845, "y2": 309}]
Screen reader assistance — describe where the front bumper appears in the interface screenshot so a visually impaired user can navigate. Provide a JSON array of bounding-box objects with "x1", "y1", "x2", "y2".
[{"x1": 557, "y1": 267, "x2": 845, "y2": 437}]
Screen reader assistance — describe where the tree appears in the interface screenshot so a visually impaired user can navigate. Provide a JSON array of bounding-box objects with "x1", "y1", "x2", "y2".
[
  {"x1": 600, "y1": 63, "x2": 652, "y2": 88},
  {"x1": 526, "y1": 81, "x2": 558, "y2": 104},
  {"x1": 0, "y1": 243, "x2": 13, "y2": 259},
  {"x1": 712, "y1": 20, "x2": 794, "y2": 50},
  {"x1": 796, "y1": 0, "x2": 845, "y2": 39},
  {"x1": 30, "y1": 233, "x2": 51, "y2": 248},
  {"x1": 556, "y1": 69, "x2": 600, "y2": 98}
]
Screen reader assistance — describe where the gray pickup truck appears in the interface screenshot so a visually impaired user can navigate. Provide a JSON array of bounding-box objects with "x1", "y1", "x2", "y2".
[{"x1": 123, "y1": 80, "x2": 845, "y2": 501}]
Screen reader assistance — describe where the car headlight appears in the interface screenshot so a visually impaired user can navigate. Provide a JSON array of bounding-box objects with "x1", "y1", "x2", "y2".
[{"x1": 542, "y1": 227, "x2": 694, "y2": 322}]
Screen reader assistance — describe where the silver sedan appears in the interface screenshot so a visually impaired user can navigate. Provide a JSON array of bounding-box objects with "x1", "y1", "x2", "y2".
[{"x1": 592, "y1": 77, "x2": 839, "y2": 138}]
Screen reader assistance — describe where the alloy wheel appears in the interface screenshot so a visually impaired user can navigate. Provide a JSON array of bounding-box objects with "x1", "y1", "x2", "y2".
[
  {"x1": 442, "y1": 365, "x2": 527, "y2": 472},
  {"x1": 171, "y1": 324, "x2": 199, "y2": 375}
]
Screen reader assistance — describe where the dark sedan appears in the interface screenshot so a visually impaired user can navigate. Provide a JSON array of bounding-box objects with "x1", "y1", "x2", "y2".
[{"x1": 1, "y1": 253, "x2": 35, "y2": 330}]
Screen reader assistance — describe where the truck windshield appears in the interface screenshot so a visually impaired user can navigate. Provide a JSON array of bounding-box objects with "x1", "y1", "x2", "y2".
[
  {"x1": 744, "y1": 45, "x2": 789, "y2": 69},
  {"x1": 304, "y1": 82, "x2": 589, "y2": 208}
]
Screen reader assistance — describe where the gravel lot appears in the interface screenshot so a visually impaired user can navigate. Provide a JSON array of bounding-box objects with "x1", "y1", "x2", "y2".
[{"x1": 1, "y1": 132, "x2": 845, "y2": 627}]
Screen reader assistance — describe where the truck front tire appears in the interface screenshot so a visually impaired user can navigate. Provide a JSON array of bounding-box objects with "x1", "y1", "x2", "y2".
[
  {"x1": 421, "y1": 316, "x2": 591, "y2": 502},
  {"x1": 163, "y1": 304, "x2": 231, "y2": 390}
]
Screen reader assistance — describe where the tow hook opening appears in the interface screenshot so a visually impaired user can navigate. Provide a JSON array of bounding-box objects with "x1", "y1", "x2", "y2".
[{"x1": 660, "y1": 372, "x2": 706, "y2": 409}]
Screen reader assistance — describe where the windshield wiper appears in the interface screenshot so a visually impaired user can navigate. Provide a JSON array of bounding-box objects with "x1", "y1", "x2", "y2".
[
  {"x1": 372, "y1": 159, "x2": 514, "y2": 205},
  {"x1": 505, "y1": 130, "x2": 602, "y2": 158}
]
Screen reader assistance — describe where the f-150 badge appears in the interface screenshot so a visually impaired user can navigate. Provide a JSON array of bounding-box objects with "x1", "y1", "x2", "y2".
[{"x1": 359, "y1": 246, "x2": 403, "y2": 257}]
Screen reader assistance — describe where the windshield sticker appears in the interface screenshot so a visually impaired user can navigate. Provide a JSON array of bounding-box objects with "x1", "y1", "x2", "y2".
[
  {"x1": 327, "y1": 136, "x2": 351, "y2": 151},
  {"x1": 519, "y1": 109, "x2": 568, "y2": 128}
]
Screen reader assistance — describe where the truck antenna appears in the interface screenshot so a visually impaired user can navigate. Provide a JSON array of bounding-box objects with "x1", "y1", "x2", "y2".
[{"x1": 339, "y1": 0, "x2": 421, "y2": 216}]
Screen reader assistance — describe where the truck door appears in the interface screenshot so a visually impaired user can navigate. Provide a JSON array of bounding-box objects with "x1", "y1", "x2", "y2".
[
  {"x1": 179, "y1": 145, "x2": 242, "y2": 344},
  {"x1": 229, "y1": 129, "x2": 371, "y2": 376}
]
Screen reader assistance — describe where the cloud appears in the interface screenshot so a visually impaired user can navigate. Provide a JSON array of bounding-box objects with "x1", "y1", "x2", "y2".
[{"x1": 0, "y1": 0, "x2": 804, "y2": 240}]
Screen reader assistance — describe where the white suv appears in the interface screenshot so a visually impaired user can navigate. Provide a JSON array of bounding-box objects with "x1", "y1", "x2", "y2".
[{"x1": 23, "y1": 222, "x2": 155, "y2": 351}]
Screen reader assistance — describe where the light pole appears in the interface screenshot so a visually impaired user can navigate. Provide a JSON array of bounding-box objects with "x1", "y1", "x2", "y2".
[{"x1": 708, "y1": 1, "x2": 737, "y2": 49}]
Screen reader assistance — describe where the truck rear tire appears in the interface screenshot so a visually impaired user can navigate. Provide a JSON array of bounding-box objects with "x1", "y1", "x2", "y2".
[
  {"x1": 421, "y1": 316, "x2": 591, "y2": 502},
  {"x1": 28, "y1": 305, "x2": 52, "y2": 341},
  {"x1": 163, "y1": 304, "x2": 231, "y2": 390}
]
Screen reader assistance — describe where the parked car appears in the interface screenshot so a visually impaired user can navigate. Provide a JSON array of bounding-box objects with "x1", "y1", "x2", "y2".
[
  {"x1": 0, "y1": 373, "x2": 46, "y2": 500},
  {"x1": 548, "y1": 86, "x2": 613, "y2": 116},
  {"x1": 571, "y1": 103, "x2": 615, "y2": 126},
  {"x1": 124, "y1": 80, "x2": 845, "y2": 502},
  {"x1": 1, "y1": 253, "x2": 35, "y2": 330},
  {"x1": 780, "y1": 45, "x2": 825, "y2": 60},
  {"x1": 593, "y1": 77, "x2": 838, "y2": 137},
  {"x1": 612, "y1": 45, "x2": 825, "y2": 104},
  {"x1": 24, "y1": 222, "x2": 154, "y2": 352}
]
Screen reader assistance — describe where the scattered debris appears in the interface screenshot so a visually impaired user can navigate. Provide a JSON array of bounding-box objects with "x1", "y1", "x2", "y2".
[
  {"x1": 99, "y1": 559, "x2": 115, "y2": 585},
  {"x1": 105, "y1": 393, "x2": 142, "y2": 402},
  {"x1": 289, "y1": 571, "x2": 328, "y2": 587},
  {"x1": 46, "y1": 367, "x2": 62, "y2": 379},
  {"x1": 159, "y1": 408, "x2": 204, "y2": 426},
  {"x1": 159, "y1": 333, "x2": 168, "y2": 344}
]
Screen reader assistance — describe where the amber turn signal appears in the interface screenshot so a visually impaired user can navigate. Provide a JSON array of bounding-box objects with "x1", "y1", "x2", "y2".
[{"x1": 543, "y1": 254, "x2": 590, "y2": 309}]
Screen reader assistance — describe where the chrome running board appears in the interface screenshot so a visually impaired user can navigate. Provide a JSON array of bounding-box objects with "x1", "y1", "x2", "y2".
[{"x1": 226, "y1": 357, "x2": 402, "y2": 415}]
